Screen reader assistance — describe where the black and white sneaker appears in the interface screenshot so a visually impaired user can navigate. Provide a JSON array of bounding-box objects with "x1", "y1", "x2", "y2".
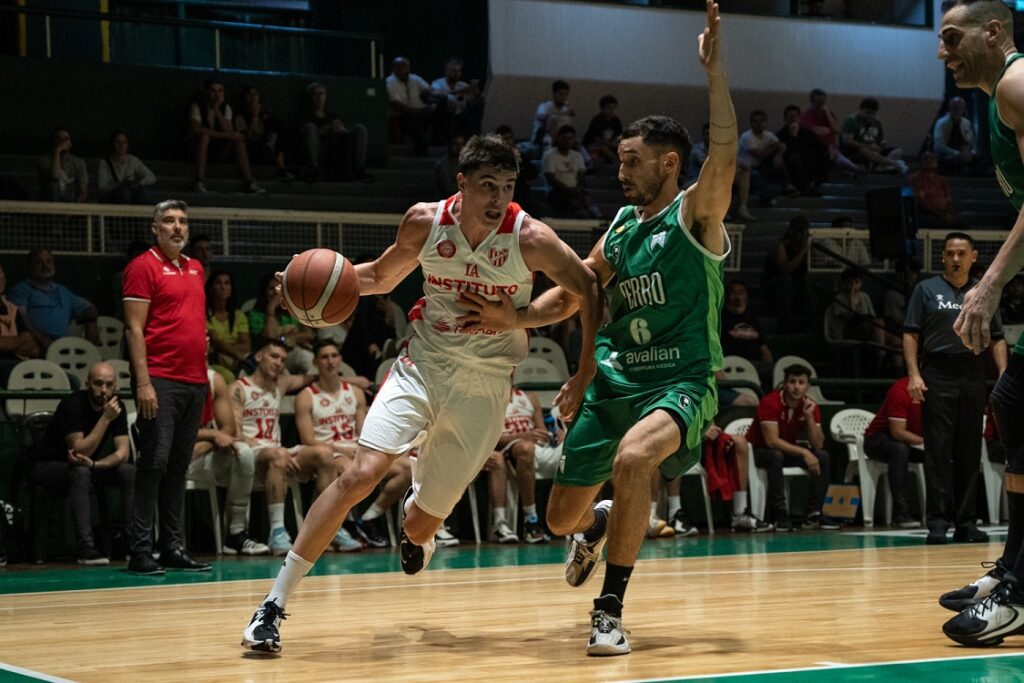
[
  {"x1": 398, "y1": 488, "x2": 434, "y2": 575},
  {"x1": 242, "y1": 600, "x2": 287, "y2": 653},
  {"x1": 355, "y1": 516, "x2": 390, "y2": 548},
  {"x1": 587, "y1": 595, "x2": 630, "y2": 656},
  {"x1": 801, "y1": 513, "x2": 841, "y2": 530},
  {"x1": 940, "y1": 559, "x2": 1009, "y2": 612},
  {"x1": 222, "y1": 532, "x2": 271, "y2": 556},
  {"x1": 671, "y1": 509, "x2": 699, "y2": 536},
  {"x1": 943, "y1": 576, "x2": 1024, "y2": 646},
  {"x1": 77, "y1": 545, "x2": 110, "y2": 566},
  {"x1": 565, "y1": 500, "x2": 612, "y2": 587},
  {"x1": 731, "y1": 513, "x2": 774, "y2": 533}
]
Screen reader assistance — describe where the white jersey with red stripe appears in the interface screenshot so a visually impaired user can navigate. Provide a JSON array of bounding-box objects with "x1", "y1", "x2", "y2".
[
  {"x1": 303, "y1": 381, "x2": 359, "y2": 445},
  {"x1": 237, "y1": 376, "x2": 282, "y2": 445},
  {"x1": 201, "y1": 369, "x2": 217, "y2": 429},
  {"x1": 407, "y1": 194, "x2": 533, "y2": 375},
  {"x1": 503, "y1": 388, "x2": 536, "y2": 437}
]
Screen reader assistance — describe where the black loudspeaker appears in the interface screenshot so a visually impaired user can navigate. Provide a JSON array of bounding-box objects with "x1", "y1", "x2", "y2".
[{"x1": 865, "y1": 186, "x2": 918, "y2": 259}]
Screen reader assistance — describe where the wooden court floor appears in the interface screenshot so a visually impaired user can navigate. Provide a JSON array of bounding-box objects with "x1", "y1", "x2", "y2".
[{"x1": 1, "y1": 531, "x2": 1022, "y2": 682}]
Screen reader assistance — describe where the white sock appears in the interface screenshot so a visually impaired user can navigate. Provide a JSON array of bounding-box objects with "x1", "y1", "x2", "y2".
[
  {"x1": 523, "y1": 503, "x2": 538, "y2": 522},
  {"x1": 733, "y1": 492, "x2": 748, "y2": 517},
  {"x1": 361, "y1": 502, "x2": 385, "y2": 522},
  {"x1": 667, "y1": 495, "x2": 681, "y2": 518},
  {"x1": 265, "y1": 550, "x2": 313, "y2": 609},
  {"x1": 649, "y1": 501, "x2": 659, "y2": 521},
  {"x1": 227, "y1": 500, "x2": 248, "y2": 535},
  {"x1": 493, "y1": 507, "x2": 507, "y2": 525},
  {"x1": 269, "y1": 503, "x2": 285, "y2": 532}
]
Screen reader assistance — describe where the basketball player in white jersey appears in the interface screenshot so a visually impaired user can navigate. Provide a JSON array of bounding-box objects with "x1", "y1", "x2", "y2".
[
  {"x1": 188, "y1": 365, "x2": 269, "y2": 555},
  {"x1": 230, "y1": 339, "x2": 341, "y2": 555},
  {"x1": 243, "y1": 134, "x2": 601, "y2": 652}
]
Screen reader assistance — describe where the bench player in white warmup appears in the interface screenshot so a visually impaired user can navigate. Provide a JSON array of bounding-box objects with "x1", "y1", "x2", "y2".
[{"x1": 243, "y1": 134, "x2": 602, "y2": 652}]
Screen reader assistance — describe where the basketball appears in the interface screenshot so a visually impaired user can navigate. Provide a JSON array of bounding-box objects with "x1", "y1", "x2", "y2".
[{"x1": 281, "y1": 248, "x2": 360, "y2": 328}]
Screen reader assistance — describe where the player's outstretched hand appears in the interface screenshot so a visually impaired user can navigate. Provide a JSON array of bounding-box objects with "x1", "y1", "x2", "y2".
[
  {"x1": 553, "y1": 358, "x2": 596, "y2": 422},
  {"x1": 698, "y1": 1, "x2": 722, "y2": 74},
  {"x1": 455, "y1": 290, "x2": 519, "y2": 332},
  {"x1": 953, "y1": 283, "x2": 997, "y2": 354}
]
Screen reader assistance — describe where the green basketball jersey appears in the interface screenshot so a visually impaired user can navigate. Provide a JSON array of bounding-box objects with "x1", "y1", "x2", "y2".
[
  {"x1": 596, "y1": 190, "x2": 729, "y2": 393},
  {"x1": 990, "y1": 53, "x2": 1024, "y2": 355}
]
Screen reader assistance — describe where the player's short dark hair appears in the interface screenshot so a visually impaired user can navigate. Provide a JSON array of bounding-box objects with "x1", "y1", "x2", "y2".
[
  {"x1": 944, "y1": 231, "x2": 976, "y2": 248},
  {"x1": 556, "y1": 124, "x2": 576, "y2": 137},
  {"x1": 940, "y1": 0, "x2": 1013, "y2": 25},
  {"x1": 153, "y1": 199, "x2": 188, "y2": 221},
  {"x1": 552, "y1": 79, "x2": 570, "y2": 93},
  {"x1": 621, "y1": 115, "x2": 692, "y2": 161},
  {"x1": 860, "y1": 97, "x2": 880, "y2": 111},
  {"x1": 784, "y1": 105, "x2": 801, "y2": 118},
  {"x1": 312, "y1": 338, "x2": 341, "y2": 357},
  {"x1": 783, "y1": 364, "x2": 813, "y2": 381},
  {"x1": 458, "y1": 134, "x2": 520, "y2": 176},
  {"x1": 260, "y1": 337, "x2": 290, "y2": 354},
  {"x1": 599, "y1": 94, "x2": 618, "y2": 108},
  {"x1": 750, "y1": 110, "x2": 767, "y2": 121}
]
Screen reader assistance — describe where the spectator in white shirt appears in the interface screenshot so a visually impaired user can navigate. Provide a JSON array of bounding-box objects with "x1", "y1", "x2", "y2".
[
  {"x1": 97, "y1": 130, "x2": 156, "y2": 205},
  {"x1": 430, "y1": 58, "x2": 484, "y2": 138},
  {"x1": 543, "y1": 125, "x2": 600, "y2": 219},
  {"x1": 734, "y1": 110, "x2": 792, "y2": 221},
  {"x1": 932, "y1": 96, "x2": 979, "y2": 175},
  {"x1": 386, "y1": 57, "x2": 434, "y2": 155}
]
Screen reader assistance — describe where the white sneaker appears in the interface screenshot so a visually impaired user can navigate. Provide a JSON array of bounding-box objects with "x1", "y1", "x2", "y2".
[
  {"x1": 492, "y1": 520, "x2": 518, "y2": 544},
  {"x1": 646, "y1": 517, "x2": 675, "y2": 539},
  {"x1": 588, "y1": 599, "x2": 631, "y2": 656},
  {"x1": 331, "y1": 526, "x2": 363, "y2": 553},
  {"x1": 268, "y1": 527, "x2": 293, "y2": 556},
  {"x1": 435, "y1": 525, "x2": 460, "y2": 548},
  {"x1": 943, "y1": 580, "x2": 1024, "y2": 646},
  {"x1": 940, "y1": 560, "x2": 1008, "y2": 612},
  {"x1": 732, "y1": 513, "x2": 774, "y2": 533},
  {"x1": 222, "y1": 532, "x2": 271, "y2": 556},
  {"x1": 242, "y1": 600, "x2": 286, "y2": 653},
  {"x1": 565, "y1": 500, "x2": 612, "y2": 587}
]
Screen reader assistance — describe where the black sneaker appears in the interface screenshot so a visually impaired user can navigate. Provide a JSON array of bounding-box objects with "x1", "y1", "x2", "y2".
[
  {"x1": 398, "y1": 489, "x2": 434, "y2": 575},
  {"x1": 774, "y1": 518, "x2": 795, "y2": 533},
  {"x1": 802, "y1": 513, "x2": 841, "y2": 531},
  {"x1": 159, "y1": 547, "x2": 212, "y2": 572},
  {"x1": 927, "y1": 520, "x2": 949, "y2": 545},
  {"x1": 943, "y1": 576, "x2": 1024, "y2": 646},
  {"x1": 242, "y1": 600, "x2": 287, "y2": 653},
  {"x1": 127, "y1": 552, "x2": 165, "y2": 576},
  {"x1": 523, "y1": 519, "x2": 549, "y2": 544},
  {"x1": 953, "y1": 525, "x2": 990, "y2": 543},
  {"x1": 940, "y1": 559, "x2": 1009, "y2": 612},
  {"x1": 355, "y1": 516, "x2": 390, "y2": 548},
  {"x1": 77, "y1": 545, "x2": 110, "y2": 566}
]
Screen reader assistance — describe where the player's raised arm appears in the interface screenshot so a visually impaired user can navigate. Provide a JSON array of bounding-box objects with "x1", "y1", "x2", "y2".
[
  {"x1": 354, "y1": 203, "x2": 433, "y2": 296},
  {"x1": 683, "y1": 1, "x2": 736, "y2": 255},
  {"x1": 956, "y1": 69, "x2": 1024, "y2": 352}
]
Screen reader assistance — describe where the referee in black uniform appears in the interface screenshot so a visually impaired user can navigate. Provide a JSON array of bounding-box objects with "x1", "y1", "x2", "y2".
[{"x1": 903, "y1": 232, "x2": 1007, "y2": 545}]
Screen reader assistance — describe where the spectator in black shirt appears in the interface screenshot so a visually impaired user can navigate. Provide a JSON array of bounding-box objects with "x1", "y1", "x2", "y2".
[
  {"x1": 31, "y1": 361, "x2": 133, "y2": 565},
  {"x1": 302, "y1": 82, "x2": 371, "y2": 183},
  {"x1": 777, "y1": 105, "x2": 830, "y2": 196},
  {"x1": 583, "y1": 95, "x2": 623, "y2": 165},
  {"x1": 720, "y1": 280, "x2": 773, "y2": 377}
]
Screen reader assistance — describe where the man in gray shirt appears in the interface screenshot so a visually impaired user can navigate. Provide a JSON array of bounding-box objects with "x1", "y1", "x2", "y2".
[
  {"x1": 903, "y1": 232, "x2": 1008, "y2": 544},
  {"x1": 38, "y1": 127, "x2": 88, "y2": 203}
]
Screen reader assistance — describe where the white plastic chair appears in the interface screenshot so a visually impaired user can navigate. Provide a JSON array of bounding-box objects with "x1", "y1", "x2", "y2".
[
  {"x1": 772, "y1": 354, "x2": 843, "y2": 406},
  {"x1": 240, "y1": 298, "x2": 257, "y2": 314},
  {"x1": 6, "y1": 359, "x2": 71, "y2": 419},
  {"x1": 725, "y1": 416, "x2": 808, "y2": 521},
  {"x1": 527, "y1": 336, "x2": 570, "y2": 381},
  {"x1": 681, "y1": 460, "x2": 716, "y2": 534},
  {"x1": 390, "y1": 300, "x2": 408, "y2": 339},
  {"x1": 46, "y1": 336, "x2": 102, "y2": 387},
  {"x1": 107, "y1": 359, "x2": 136, "y2": 415},
  {"x1": 721, "y1": 355, "x2": 761, "y2": 401},
  {"x1": 184, "y1": 451, "x2": 224, "y2": 555},
  {"x1": 981, "y1": 417, "x2": 1007, "y2": 525},
  {"x1": 830, "y1": 408, "x2": 926, "y2": 527},
  {"x1": 94, "y1": 315, "x2": 124, "y2": 360},
  {"x1": 513, "y1": 356, "x2": 563, "y2": 407}
]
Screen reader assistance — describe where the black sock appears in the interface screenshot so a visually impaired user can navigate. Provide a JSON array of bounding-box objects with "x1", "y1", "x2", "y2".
[
  {"x1": 1006, "y1": 491, "x2": 1024, "y2": 575},
  {"x1": 582, "y1": 505, "x2": 608, "y2": 543},
  {"x1": 598, "y1": 562, "x2": 633, "y2": 610}
]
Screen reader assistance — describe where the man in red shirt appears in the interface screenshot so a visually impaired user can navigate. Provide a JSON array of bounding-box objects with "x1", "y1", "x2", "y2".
[
  {"x1": 122, "y1": 199, "x2": 211, "y2": 575},
  {"x1": 864, "y1": 376, "x2": 924, "y2": 528},
  {"x1": 748, "y1": 363, "x2": 839, "y2": 531}
]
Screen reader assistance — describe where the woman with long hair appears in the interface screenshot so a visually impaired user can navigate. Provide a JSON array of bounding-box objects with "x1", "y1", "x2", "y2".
[{"x1": 206, "y1": 269, "x2": 251, "y2": 382}]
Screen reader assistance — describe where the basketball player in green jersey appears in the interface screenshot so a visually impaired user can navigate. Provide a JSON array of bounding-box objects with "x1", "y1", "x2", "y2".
[
  {"x1": 457, "y1": 1, "x2": 736, "y2": 655},
  {"x1": 934, "y1": 0, "x2": 1024, "y2": 647}
]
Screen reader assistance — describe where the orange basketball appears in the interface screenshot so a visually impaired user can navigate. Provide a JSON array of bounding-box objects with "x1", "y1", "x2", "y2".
[{"x1": 281, "y1": 249, "x2": 360, "y2": 328}]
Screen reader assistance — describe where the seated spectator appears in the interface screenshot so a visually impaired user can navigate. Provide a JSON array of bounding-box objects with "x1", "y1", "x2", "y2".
[
  {"x1": 229, "y1": 339, "x2": 336, "y2": 555},
  {"x1": 716, "y1": 369, "x2": 759, "y2": 409},
  {"x1": 189, "y1": 365, "x2": 270, "y2": 555},
  {"x1": 386, "y1": 57, "x2": 434, "y2": 155},
  {"x1": 206, "y1": 270, "x2": 251, "y2": 383},
  {"x1": 841, "y1": 97, "x2": 907, "y2": 174},
  {"x1": 10, "y1": 248, "x2": 99, "y2": 351},
  {"x1": 817, "y1": 216, "x2": 872, "y2": 267},
  {"x1": 735, "y1": 110, "x2": 792, "y2": 222},
  {"x1": 247, "y1": 273, "x2": 316, "y2": 374},
  {"x1": 909, "y1": 151, "x2": 957, "y2": 228},
  {"x1": 188, "y1": 78, "x2": 264, "y2": 194},
  {"x1": 543, "y1": 125, "x2": 600, "y2": 218},
  {"x1": 31, "y1": 361, "x2": 134, "y2": 564},
  {"x1": 824, "y1": 267, "x2": 888, "y2": 372},
  {"x1": 434, "y1": 134, "x2": 466, "y2": 198},
  {"x1": 863, "y1": 375, "x2": 924, "y2": 527},
  {"x1": 800, "y1": 88, "x2": 862, "y2": 176},
  {"x1": 187, "y1": 233, "x2": 214, "y2": 281},
  {"x1": 97, "y1": 130, "x2": 156, "y2": 205},
  {"x1": 532, "y1": 79, "x2": 575, "y2": 153},
  {"x1": 686, "y1": 123, "x2": 710, "y2": 186},
  {"x1": 933, "y1": 96, "x2": 979, "y2": 175},
  {"x1": 720, "y1": 280, "x2": 773, "y2": 376},
  {"x1": 38, "y1": 127, "x2": 87, "y2": 202},
  {"x1": 1000, "y1": 274, "x2": 1024, "y2": 324},
  {"x1": 234, "y1": 86, "x2": 294, "y2": 180},
  {"x1": 746, "y1": 363, "x2": 839, "y2": 532},
  {"x1": 430, "y1": 57, "x2": 484, "y2": 138},
  {"x1": 495, "y1": 124, "x2": 540, "y2": 214},
  {"x1": 777, "y1": 104, "x2": 830, "y2": 195},
  {"x1": 582, "y1": 95, "x2": 623, "y2": 165},
  {"x1": 760, "y1": 216, "x2": 809, "y2": 332},
  {"x1": 342, "y1": 294, "x2": 396, "y2": 380},
  {"x1": 0, "y1": 263, "x2": 39, "y2": 387},
  {"x1": 302, "y1": 82, "x2": 371, "y2": 182}
]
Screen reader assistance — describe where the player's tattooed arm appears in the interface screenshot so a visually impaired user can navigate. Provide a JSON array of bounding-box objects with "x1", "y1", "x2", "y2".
[
  {"x1": 229, "y1": 381, "x2": 257, "y2": 447},
  {"x1": 355, "y1": 203, "x2": 433, "y2": 296}
]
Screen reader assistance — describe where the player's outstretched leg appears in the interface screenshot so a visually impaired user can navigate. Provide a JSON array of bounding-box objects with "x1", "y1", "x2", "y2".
[
  {"x1": 939, "y1": 559, "x2": 1010, "y2": 612},
  {"x1": 565, "y1": 500, "x2": 613, "y2": 587},
  {"x1": 942, "y1": 573, "x2": 1024, "y2": 646}
]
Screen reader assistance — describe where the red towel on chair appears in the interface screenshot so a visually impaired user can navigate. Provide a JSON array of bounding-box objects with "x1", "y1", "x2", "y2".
[{"x1": 702, "y1": 433, "x2": 740, "y2": 501}]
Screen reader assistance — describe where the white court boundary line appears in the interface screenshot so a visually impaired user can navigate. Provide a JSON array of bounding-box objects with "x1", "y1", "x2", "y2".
[
  {"x1": 609, "y1": 651, "x2": 1024, "y2": 683},
  {"x1": 0, "y1": 661, "x2": 74, "y2": 683}
]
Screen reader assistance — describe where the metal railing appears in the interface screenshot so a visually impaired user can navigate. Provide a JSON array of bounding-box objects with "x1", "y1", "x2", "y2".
[{"x1": 809, "y1": 228, "x2": 1011, "y2": 273}]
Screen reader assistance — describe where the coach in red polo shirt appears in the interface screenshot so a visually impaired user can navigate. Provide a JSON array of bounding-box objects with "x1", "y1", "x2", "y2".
[
  {"x1": 122, "y1": 199, "x2": 211, "y2": 575},
  {"x1": 863, "y1": 376, "x2": 924, "y2": 528},
  {"x1": 748, "y1": 363, "x2": 838, "y2": 532}
]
